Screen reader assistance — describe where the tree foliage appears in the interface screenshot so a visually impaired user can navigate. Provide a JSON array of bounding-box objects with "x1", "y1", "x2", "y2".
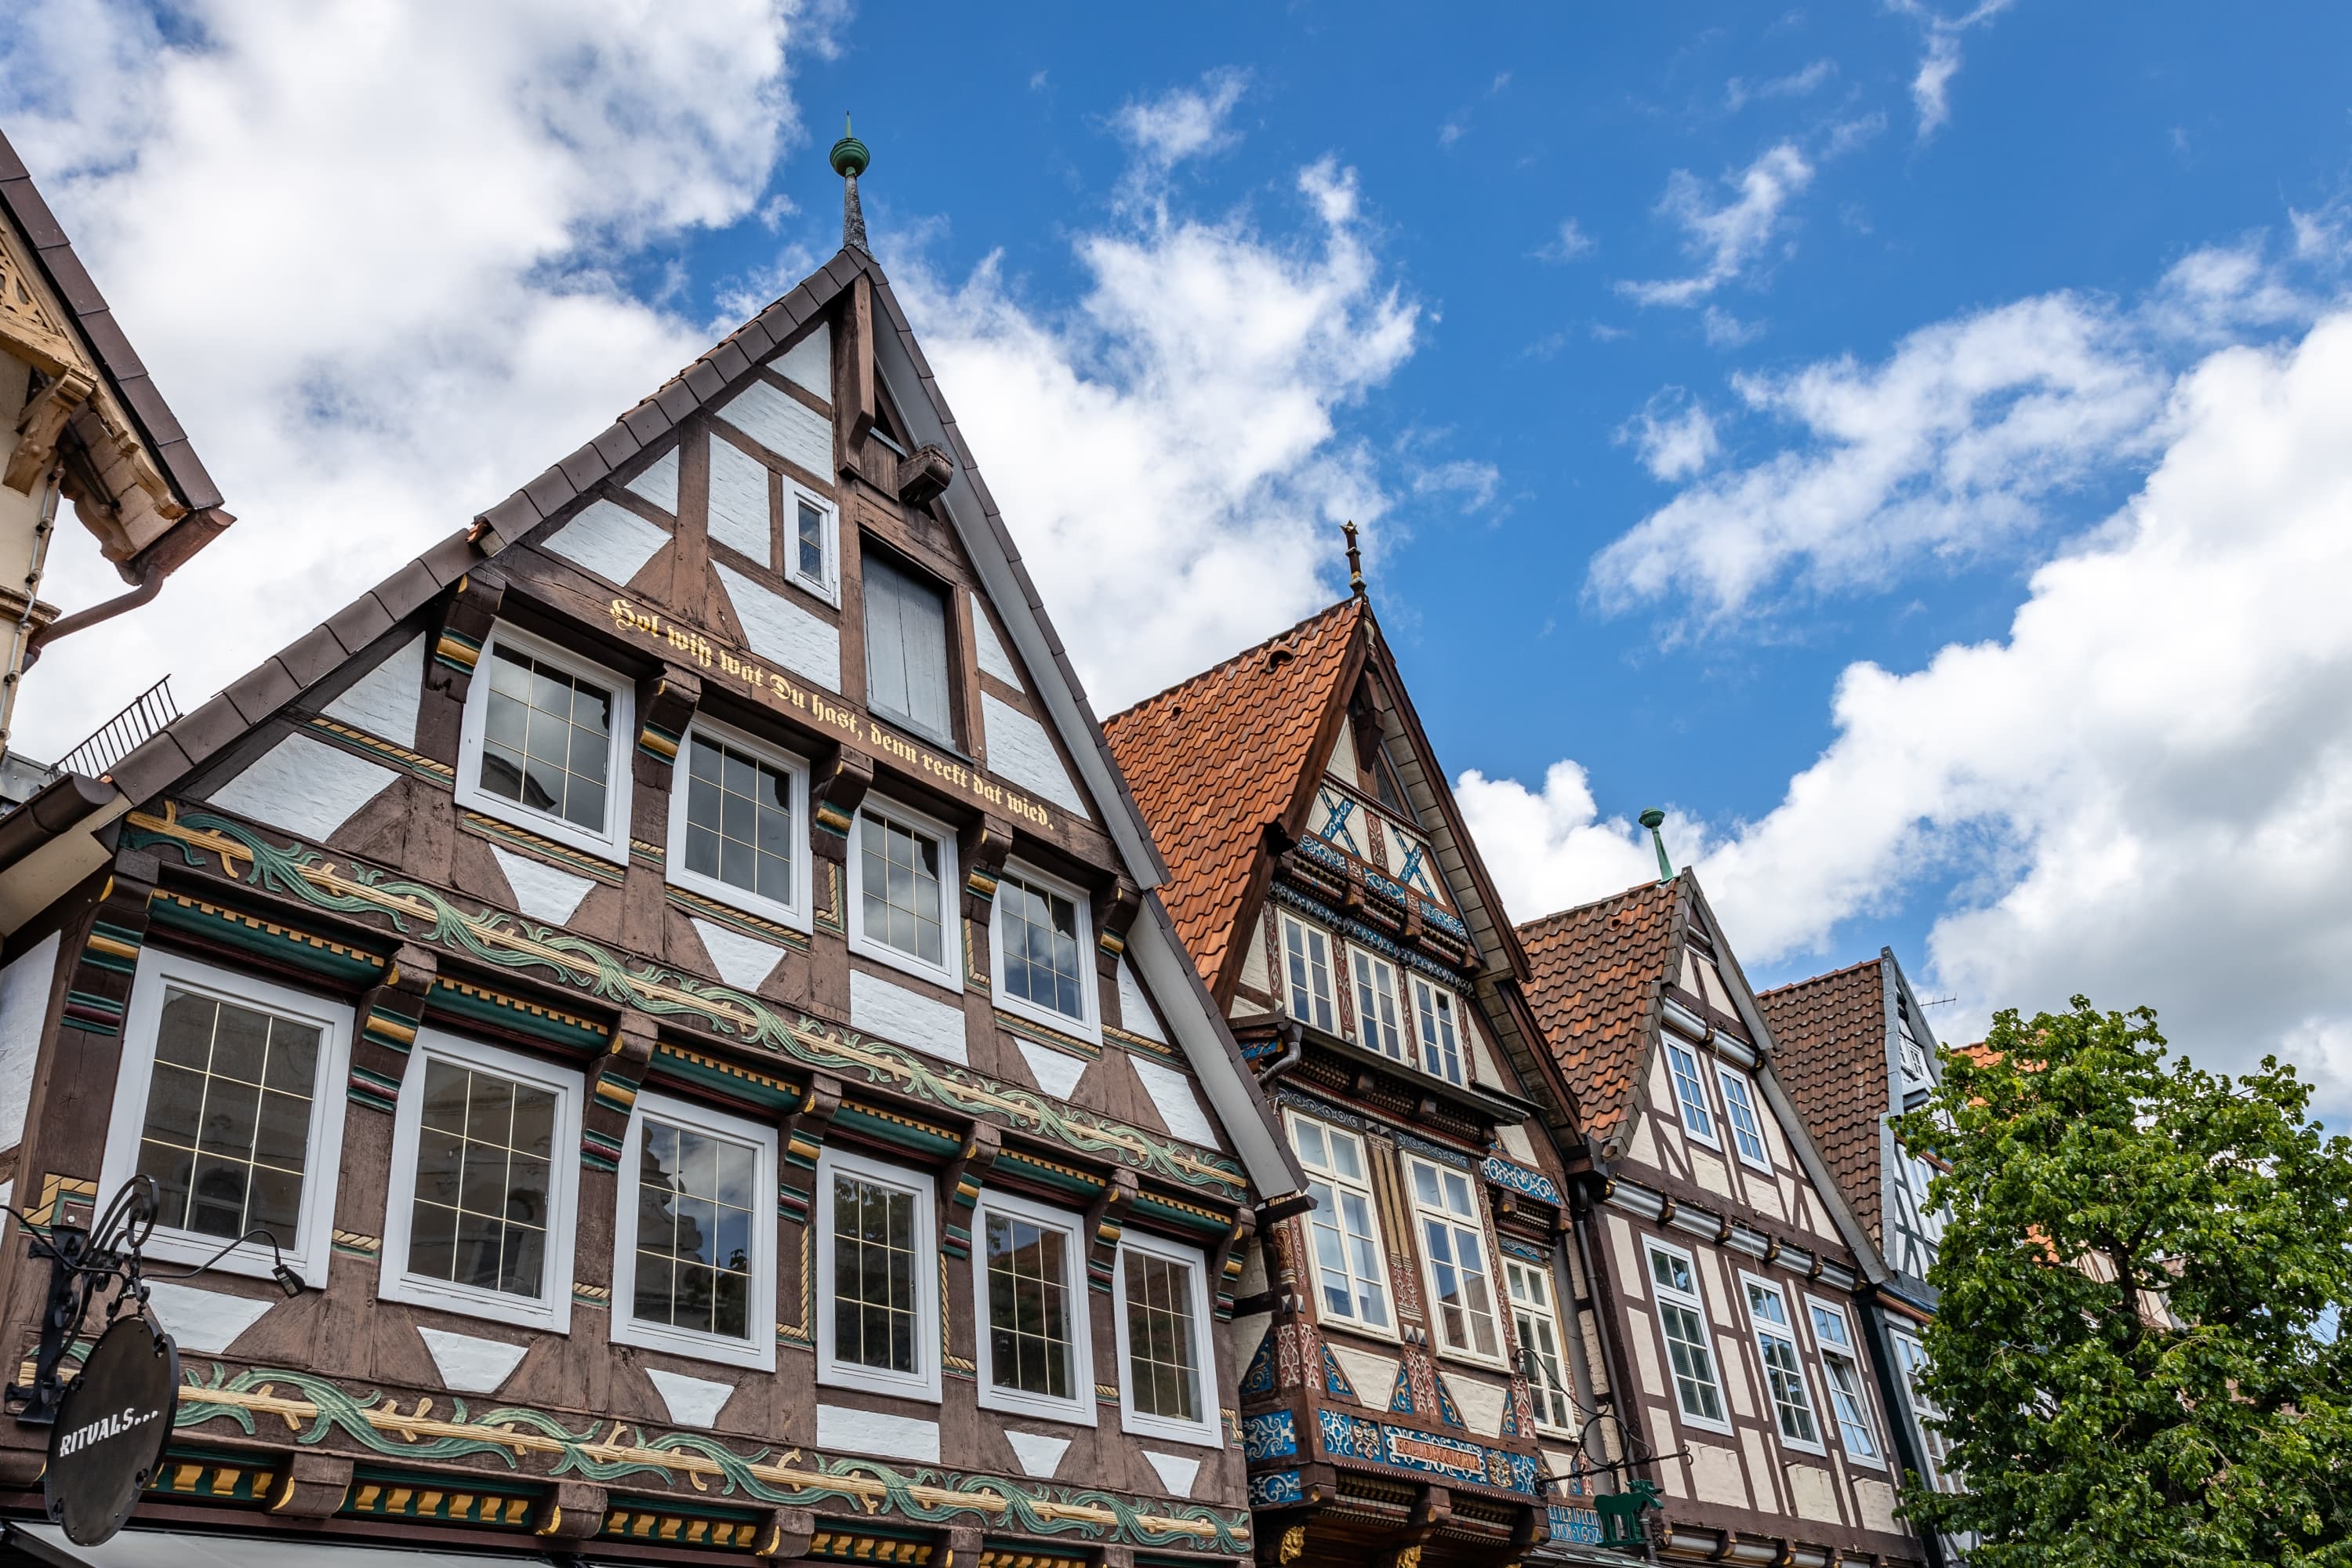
[{"x1": 1892, "y1": 998, "x2": 2352, "y2": 1566}]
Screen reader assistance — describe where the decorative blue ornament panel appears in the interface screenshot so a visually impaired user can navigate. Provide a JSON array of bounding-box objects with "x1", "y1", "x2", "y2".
[{"x1": 1242, "y1": 1410, "x2": 1298, "y2": 1462}]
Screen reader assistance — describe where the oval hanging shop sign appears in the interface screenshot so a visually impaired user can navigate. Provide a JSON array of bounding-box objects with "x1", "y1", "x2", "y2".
[{"x1": 45, "y1": 1315, "x2": 179, "y2": 1545}]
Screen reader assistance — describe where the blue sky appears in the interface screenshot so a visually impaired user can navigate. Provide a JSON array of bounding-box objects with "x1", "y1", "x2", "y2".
[{"x1": 9, "y1": 0, "x2": 2352, "y2": 1120}]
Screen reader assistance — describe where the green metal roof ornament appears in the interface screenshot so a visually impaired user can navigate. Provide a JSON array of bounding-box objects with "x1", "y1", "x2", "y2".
[
  {"x1": 1639, "y1": 807, "x2": 1675, "y2": 884},
  {"x1": 831, "y1": 114, "x2": 870, "y2": 253}
]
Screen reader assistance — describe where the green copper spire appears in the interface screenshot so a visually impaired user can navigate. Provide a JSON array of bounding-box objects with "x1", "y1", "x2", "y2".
[
  {"x1": 1639, "y1": 808, "x2": 1675, "y2": 884},
  {"x1": 831, "y1": 114, "x2": 870, "y2": 252}
]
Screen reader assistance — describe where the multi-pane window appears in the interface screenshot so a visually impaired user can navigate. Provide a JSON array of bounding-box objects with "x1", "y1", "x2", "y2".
[
  {"x1": 791, "y1": 493, "x2": 837, "y2": 598},
  {"x1": 1290, "y1": 1116, "x2": 1391, "y2": 1330},
  {"x1": 1505, "y1": 1258, "x2": 1576, "y2": 1430},
  {"x1": 135, "y1": 986, "x2": 318, "y2": 1248},
  {"x1": 630, "y1": 1116, "x2": 757, "y2": 1341},
  {"x1": 863, "y1": 550, "x2": 953, "y2": 746},
  {"x1": 1716, "y1": 1067, "x2": 1770, "y2": 1169},
  {"x1": 999, "y1": 872, "x2": 1088, "y2": 1024},
  {"x1": 478, "y1": 643, "x2": 614, "y2": 835},
  {"x1": 858, "y1": 808, "x2": 947, "y2": 971},
  {"x1": 1745, "y1": 1278, "x2": 1822, "y2": 1448},
  {"x1": 1123, "y1": 1251, "x2": 1201, "y2": 1422},
  {"x1": 1809, "y1": 1301, "x2": 1881, "y2": 1461},
  {"x1": 1351, "y1": 950, "x2": 1406, "y2": 1061},
  {"x1": 833, "y1": 1171, "x2": 920, "y2": 1375},
  {"x1": 1892, "y1": 1330, "x2": 1954, "y2": 1486},
  {"x1": 1411, "y1": 976, "x2": 1465, "y2": 1085},
  {"x1": 1281, "y1": 916, "x2": 1336, "y2": 1033},
  {"x1": 1406, "y1": 1156, "x2": 1502, "y2": 1360},
  {"x1": 406, "y1": 1058, "x2": 557, "y2": 1300},
  {"x1": 1662, "y1": 1040, "x2": 1719, "y2": 1145},
  {"x1": 976, "y1": 1196, "x2": 1091, "y2": 1421},
  {"x1": 1647, "y1": 1243, "x2": 1727, "y2": 1427},
  {"x1": 681, "y1": 734, "x2": 795, "y2": 909}
]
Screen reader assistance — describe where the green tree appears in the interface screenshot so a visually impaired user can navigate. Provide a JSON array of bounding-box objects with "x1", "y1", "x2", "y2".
[{"x1": 1892, "y1": 997, "x2": 2352, "y2": 1566}]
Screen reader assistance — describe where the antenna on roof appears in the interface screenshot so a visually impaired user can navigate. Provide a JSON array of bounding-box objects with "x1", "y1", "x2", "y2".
[
  {"x1": 1343, "y1": 520, "x2": 1365, "y2": 598},
  {"x1": 831, "y1": 114, "x2": 871, "y2": 254},
  {"x1": 1639, "y1": 808, "x2": 1674, "y2": 884}
]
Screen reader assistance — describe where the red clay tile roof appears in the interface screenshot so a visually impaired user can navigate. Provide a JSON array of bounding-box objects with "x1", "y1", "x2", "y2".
[
  {"x1": 1102, "y1": 597, "x2": 1365, "y2": 990},
  {"x1": 1757, "y1": 957, "x2": 1890, "y2": 1248},
  {"x1": 1515, "y1": 878, "x2": 1685, "y2": 1150}
]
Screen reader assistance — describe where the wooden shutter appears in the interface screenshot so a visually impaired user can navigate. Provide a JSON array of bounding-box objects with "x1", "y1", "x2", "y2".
[{"x1": 864, "y1": 552, "x2": 953, "y2": 744}]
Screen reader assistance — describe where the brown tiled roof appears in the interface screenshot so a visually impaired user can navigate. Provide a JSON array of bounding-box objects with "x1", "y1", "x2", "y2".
[
  {"x1": 1757, "y1": 957, "x2": 1890, "y2": 1247},
  {"x1": 1102, "y1": 597, "x2": 1365, "y2": 989},
  {"x1": 1515, "y1": 878, "x2": 1684, "y2": 1149}
]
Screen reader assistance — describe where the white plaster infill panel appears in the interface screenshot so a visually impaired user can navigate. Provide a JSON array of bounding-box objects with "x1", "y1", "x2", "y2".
[
  {"x1": 1450, "y1": 1376, "x2": 1508, "y2": 1438},
  {"x1": 417, "y1": 1326, "x2": 529, "y2": 1393},
  {"x1": 210, "y1": 732, "x2": 397, "y2": 844},
  {"x1": 1142, "y1": 1452, "x2": 1200, "y2": 1498},
  {"x1": 979, "y1": 694, "x2": 1086, "y2": 815},
  {"x1": 323, "y1": 631, "x2": 426, "y2": 749},
  {"x1": 544, "y1": 499, "x2": 670, "y2": 588},
  {"x1": 707, "y1": 436, "x2": 773, "y2": 564},
  {"x1": 644, "y1": 1367, "x2": 737, "y2": 1429},
  {"x1": 691, "y1": 916, "x2": 787, "y2": 993},
  {"x1": 626, "y1": 447, "x2": 681, "y2": 514},
  {"x1": 1115, "y1": 957, "x2": 1165, "y2": 1043},
  {"x1": 1127, "y1": 1055, "x2": 1217, "y2": 1146},
  {"x1": 773, "y1": 321, "x2": 831, "y2": 401},
  {"x1": 143, "y1": 1281, "x2": 272, "y2": 1354},
  {"x1": 1003, "y1": 1430, "x2": 1069, "y2": 1479},
  {"x1": 713, "y1": 561, "x2": 840, "y2": 690},
  {"x1": 719, "y1": 379, "x2": 833, "y2": 480},
  {"x1": 1687, "y1": 1440, "x2": 1751, "y2": 1509},
  {"x1": 1856, "y1": 1476, "x2": 1900, "y2": 1534},
  {"x1": 850, "y1": 970, "x2": 969, "y2": 1065},
  {"x1": 489, "y1": 846, "x2": 596, "y2": 926},
  {"x1": 1014, "y1": 1039, "x2": 1087, "y2": 1100},
  {"x1": 1327, "y1": 1344, "x2": 1399, "y2": 1405},
  {"x1": 0, "y1": 931, "x2": 59, "y2": 1150},
  {"x1": 816, "y1": 1404, "x2": 939, "y2": 1464},
  {"x1": 971, "y1": 599, "x2": 1022, "y2": 690},
  {"x1": 1788, "y1": 1463, "x2": 1842, "y2": 1523}
]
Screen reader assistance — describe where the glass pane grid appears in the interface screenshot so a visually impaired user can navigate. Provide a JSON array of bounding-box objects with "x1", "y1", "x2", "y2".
[
  {"x1": 833, "y1": 1174, "x2": 920, "y2": 1374},
  {"x1": 1124, "y1": 1252, "x2": 1201, "y2": 1422},
  {"x1": 479, "y1": 645, "x2": 612, "y2": 833},
  {"x1": 684, "y1": 735, "x2": 794, "y2": 907},
  {"x1": 632, "y1": 1117, "x2": 757, "y2": 1340},
  {"x1": 1352, "y1": 953, "x2": 1405, "y2": 1060},
  {"x1": 1720, "y1": 1073, "x2": 1769, "y2": 1163},
  {"x1": 1003, "y1": 877, "x2": 1086, "y2": 1021},
  {"x1": 1665, "y1": 1043, "x2": 1716, "y2": 1138},
  {"x1": 986, "y1": 1213, "x2": 1074, "y2": 1400},
  {"x1": 136, "y1": 988, "x2": 321, "y2": 1247},
  {"x1": 407, "y1": 1059, "x2": 557, "y2": 1301},
  {"x1": 861, "y1": 815, "x2": 945, "y2": 966}
]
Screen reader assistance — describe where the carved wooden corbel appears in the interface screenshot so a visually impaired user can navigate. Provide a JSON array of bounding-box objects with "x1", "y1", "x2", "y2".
[
  {"x1": 429, "y1": 565, "x2": 506, "y2": 698},
  {"x1": 1214, "y1": 1204, "x2": 1258, "y2": 1321},
  {"x1": 347, "y1": 945, "x2": 437, "y2": 1117},
  {"x1": 267, "y1": 1451, "x2": 354, "y2": 1520},
  {"x1": 809, "y1": 743, "x2": 875, "y2": 856},
  {"x1": 3, "y1": 367, "x2": 93, "y2": 492},
  {"x1": 534, "y1": 1481, "x2": 608, "y2": 1544},
  {"x1": 933, "y1": 1526, "x2": 984, "y2": 1568},
  {"x1": 634, "y1": 662, "x2": 702, "y2": 775},
  {"x1": 779, "y1": 1073, "x2": 845, "y2": 1227},
  {"x1": 895, "y1": 443, "x2": 955, "y2": 508},
  {"x1": 938, "y1": 1123, "x2": 1002, "y2": 1261},
  {"x1": 960, "y1": 811, "x2": 1015, "y2": 913},
  {"x1": 1084, "y1": 1167, "x2": 1138, "y2": 1294},
  {"x1": 1094, "y1": 875, "x2": 1141, "y2": 967},
  {"x1": 757, "y1": 1507, "x2": 818, "y2": 1562},
  {"x1": 581, "y1": 1010, "x2": 658, "y2": 1173}
]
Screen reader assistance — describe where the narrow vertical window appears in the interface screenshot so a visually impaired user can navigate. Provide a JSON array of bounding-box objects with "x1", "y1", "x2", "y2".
[
  {"x1": 862, "y1": 550, "x2": 953, "y2": 746},
  {"x1": 681, "y1": 734, "x2": 796, "y2": 908},
  {"x1": 790, "y1": 491, "x2": 837, "y2": 599},
  {"x1": 1893, "y1": 1330, "x2": 1953, "y2": 1486},
  {"x1": 1662, "y1": 1040, "x2": 1719, "y2": 1145},
  {"x1": 858, "y1": 809, "x2": 946, "y2": 968},
  {"x1": 1405, "y1": 1156, "x2": 1502, "y2": 1360},
  {"x1": 1809, "y1": 1301, "x2": 1881, "y2": 1462},
  {"x1": 1288, "y1": 1116, "x2": 1392, "y2": 1330},
  {"x1": 974, "y1": 1192, "x2": 1093, "y2": 1423},
  {"x1": 1745, "y1": 1277, "x2": 1822, "y2": 1448},
  {"x1": 1350, "y1": 949, "x2": 1406, "y2": 1061},
  {"x1": 1647, "y1": 1242, "x2": 1727, "y2": 1428},
  {"x1": 1281, "y1": 916, "x2": 1336, "y2": 1033},
  {"x1": 1115, "y1": 1236, "x2": 1218, "y2": 1446},
  {"x1": 1410, "y1": 976, "x2": 1465, "y2": 1084},
  {"x1": 1505, "y1": 1258, "x2": 1577, "y2": 1430},
  {"x1": 1715, "y1": 1067, "x2": 1770, "y2": 1169},
  {"x1": 816, "y1": 1149, "x2": 939, "y2": 1399}
]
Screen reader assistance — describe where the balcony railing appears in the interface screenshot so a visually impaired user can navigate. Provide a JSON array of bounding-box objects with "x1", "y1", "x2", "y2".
[{"x1": 56, "y1": 676, "x2": 179, "y2": 780}]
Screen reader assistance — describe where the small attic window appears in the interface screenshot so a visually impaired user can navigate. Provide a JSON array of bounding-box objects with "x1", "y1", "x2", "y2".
[
  {"x1": 1371, "y1": 741, "x2": 1416, "y2": 824},
  {"x1": 871, "y1": 387, "x2": 911, "y2": 458}
]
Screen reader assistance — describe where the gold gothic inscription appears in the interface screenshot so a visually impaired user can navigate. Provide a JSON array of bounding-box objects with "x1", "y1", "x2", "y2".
[{"x1": 608, "y1": 597, "x2": 1054, "y2": 830}]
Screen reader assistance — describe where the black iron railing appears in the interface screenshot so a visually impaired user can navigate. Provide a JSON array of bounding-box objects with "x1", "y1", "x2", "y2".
[{"x1": 55, "y1": 677, "x2": 178, "y2": 779}]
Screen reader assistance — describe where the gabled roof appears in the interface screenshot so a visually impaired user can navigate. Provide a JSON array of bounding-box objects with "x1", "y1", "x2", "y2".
[
  {"x1": 1757, "y1": 956, "x2": 1890, "y2": 1247},
  {"x1": 1101, "y1": 597, "x2": 1366, "y2": 988},
  {"x1": 1515, "y1": 877, "x2": 1684, "y2": 1149}
]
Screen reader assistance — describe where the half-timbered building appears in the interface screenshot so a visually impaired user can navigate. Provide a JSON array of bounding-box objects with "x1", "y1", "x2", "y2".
[
  {"x1": 1516, "y1": 876, "x2": 1926, "y2": 1567},
  {"x1": 1102, "y1": 586, "x2": 1632, "y2": 1568},
  {"x1": 0, "y1": 139, "x2": 1309, "y2": 1567}
]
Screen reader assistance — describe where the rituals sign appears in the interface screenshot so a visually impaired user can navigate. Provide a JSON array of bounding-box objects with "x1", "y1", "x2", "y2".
[{"x1": 45, "y1": 1313, "x2": 179, "y2": 1544}]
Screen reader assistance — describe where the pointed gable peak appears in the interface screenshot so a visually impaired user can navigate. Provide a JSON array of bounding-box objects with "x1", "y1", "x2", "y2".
[{"x1": 1515, "y1": 875, "x2": 1690, "y2": 1148}]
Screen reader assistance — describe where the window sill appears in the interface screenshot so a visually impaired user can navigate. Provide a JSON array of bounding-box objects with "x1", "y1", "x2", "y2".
[
  {"x1": 993, "y1": 989, "x2": 1100, "y2": 1047},
  {"x1": 378, "y1": 1272, "x2": 570, "y2": 1335},
  {"x1": 1430, "y1": 1344, "x2": 1515, "y2": 1376},
  {"x1": 975, "y1": 1386, "x2": 1098, "y2": 1428},
  {"x1": 457, "y1": 786, "x2": 632, "y2": 868},
  {"x1": 613, "y1": 1316, "x2": 776, "y2": 1374},
  {"x1": 848, "y1": 936, "x2": 964, "y2": 996},
  {"x1": 667, "y1": 868, "x2": 811, "y2": 936},
  {"x1": 1312, "y1": 1316, "x2": 1403, "y2": 1352},
  {"x1": 818, "y1": 1361, "x2": 944, "y2": 1406},
  {"x1": 1120, "y1": 1409, "x2": 1224, "y2": 1450}
]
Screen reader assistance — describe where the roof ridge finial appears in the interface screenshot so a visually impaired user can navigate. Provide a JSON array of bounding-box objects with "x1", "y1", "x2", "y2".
[
  {"x1": 1343, "y1": 520, "x2": 1365, "y2": 599},
  {"x1": 830, "y1": 113, "x2": 871, "y2": 254},
  {"x1": 1639, "y1": 808, "x2": 1675, "y2": 884}
]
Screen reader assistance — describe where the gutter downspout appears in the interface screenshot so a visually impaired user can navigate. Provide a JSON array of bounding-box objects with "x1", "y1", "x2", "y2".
[
  {"x1": 0, "y1": 464, "x2": 62, "y2": 771},
  {"x1": 21, "y1": 567, "x2": 162, "y2": 668},
  {"x1": 1860, "y1": 1287, "x2": 1951, "y2": 1568}
]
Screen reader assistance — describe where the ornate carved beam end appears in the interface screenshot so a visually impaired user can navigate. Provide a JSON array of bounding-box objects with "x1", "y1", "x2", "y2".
[
  {"x1": 757, "y1": 1506, "x2": 818, "y2": 1561},
  {"x1": 1085, "y1": 1167, "x2": 1138, "y2": 1294},
  {"x1": 267, "y1": 1451, "x2": 356, "y2": 1520},
  {"x1": 779, "y1": 1073, "x2": 846, "y2": 1225},
  {"x1": 938, "y1": 1122, "x2": 1002, "y2": 1261},
  {"x1": 811, "y1": 745, "x2": 876, "y2": 857},
  {"x1": 534, "y1": 1481, "x2": 609, "y2": 1543},
  {"x1": 635, "y1": 664, "x2": 702, "y2": 772}
]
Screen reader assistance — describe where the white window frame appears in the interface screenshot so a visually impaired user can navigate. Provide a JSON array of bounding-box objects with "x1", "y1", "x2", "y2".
[
  {"x1": 1503, "y1": 1256, "x2": 1577, "y2": 1435},
  {"x1": 815, "y1": 1145, "x2": 942, "y2": 1402},
  {"x1": 1111, "y1": 1229, "x2": 1221, "y2": 1447},
  {"x1": 990, "y1": 858, "x2": 1101, "y2": 1044},
  {"x1": 1806, "y1": 1294, "x2": 1884, "y2": 1468},
  {"x1": 379, "y1": 1029, "x2": 583, "y2": 1333},
  {"x1": 1890, "y1": 1327, "x2": 1954, "y2": 1488},
  {"x1": 1740, "y1": 1272, "x2": 1826, "y2": 1454},
  {"x1": 1279, "y1": 914, "x2": 1337, "y2": 1034},
  {"x1": 846, "y1": 795, "x2": 963, "y2": 991},
  {"x1": 99, "y1": 950, "x2": 354, "y2": 1286},
  {"x1": 455, "y1": 621, "x2": 636, "y2": 863},
  {"x1": 1348, "y1": 946, "x2": 1408, "y2": 1064},
  {"x1": 1661, "y1": 1039, "x2": 1721, "y2": 1149},
  {"x1": 1284, "y1": 1109, "x2": 1395, "y2": 1339},
  {"x1": 610, "y1": 1090, "x2": 779, "y2": 1371},
  {"x1": 1401, "y1": 1152, "x2": 1508, "y2": 1367},
  {"x1": 665, "y1": 714, "x2": 811, "y2": 933},
  {"x1": 1409, "y1": 974, "x2": 1467, "y2": 1087},
  {"x1": 1644, "y1": 1238, "x2": 1732, "y2": 1435},
  {"x1": 1715, "y1": 1065, "x2": 1772, "y2": 1172},
  {"x1": 971, "y1": 1186, "x2": 1097, "y2": 1426},
  {"x1": 784, "y1": 483, "x2": 841, "y2": 606}
]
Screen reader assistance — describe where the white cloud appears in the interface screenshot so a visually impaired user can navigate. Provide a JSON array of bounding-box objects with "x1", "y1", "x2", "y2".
[
  {"x1": 1620, "y1": 143, "x2": 1814, "y2": 309},
  {"x1": 1111, "y1": 69, "x2": 1248, "y2": 174},
  {"x1": 1455, "y1": 764, "x2": 1705, "y2": 922},
  {"x1": 1620, "y1": 389, "x2": 1721, "y2": 481},
  {"x1": 2, "y1": 0, "x2": 841, "y2": 759},
  {"x1": 901, "y1": 155, "x2": 1417, "y2": 711},
  {"x1": 1535, "y1": 218, "x2": 1595, "y2": 263},
  {"x1": 1889, "y1": 0, "x2": 2016, "y2": 140},
  {"x1": 1410, "y1": 459, "x2": 1501, "y2": 510},
  {"x1": 1725, "y1": 58, "x2": 1836, "y2": 113}
]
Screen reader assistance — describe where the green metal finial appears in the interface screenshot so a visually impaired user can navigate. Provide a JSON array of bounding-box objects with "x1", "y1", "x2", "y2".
[
  {"x1": 1639, "y1": 808, "x2": 1674, "y2": 884},
  {"x1": 830, "y1": 114, "x2": 870, "y2": 180}
]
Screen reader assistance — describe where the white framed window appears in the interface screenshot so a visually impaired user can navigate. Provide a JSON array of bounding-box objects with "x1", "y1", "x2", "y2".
[
  {"x1": 612, "y1": 1091, "x2": 777, "y2": 1370},
  {"x1": 380, "y1": 1030, "x2": 583, "y2": 1333},
  {"x1": 1403, "y1": 1155, "x2": 1504, "y2": 1363},
  {"x1": 786, "y1": 485, "x2": 840, "y2": 604},
  {"x1": 1715, "y1": 1066, "x2": 1771, "y2": 1171},
  {"x1": 992, "y1": 861, "x2": 1099, "y2": 1041},
  {"x1": 456, "y1": 622, "x2": 635, "y2": 862},
  {"x1": 666, "y1": 716, "x2": 810, "y2": 931},
  {"x1": 1504, "y1": 1257, "x2": 1576, "y2": 1432},
  {"x1": 1890, "y1": 1328, "x2": 1954, "y2": 1487},
  {"x1": 973, "y1": 1188, "x2": 1095, "y2": 1425},
  {"x1": 1287, "y1": 1112, "x2": 1392, "y2": 1334},
  {"x1": 1410, "y1": 975, "x2": 1466, "y2": 1086},
  {"x1": 1807, "y1": 1298, "x2": 1882, "y2": 1465},
  {"x1": 1112, "y1": 1229, "x2": 1219, "y2": 1447},
  {"x1": 816, "y1": 1146, "x2": 941, "y2": 1402},
  {"x1": 1279, "y1": 915, "x2": 1336, "y2": 1034},
  {"x1": 1645, "y1": 1240, "x2": 1730, "y2": 1432},
  {"x1": 99, "y1": 950, "x2": 354, "y2": 1286},
  {"x1": 863, "y1": 549, "x2": 955, "y2": 748},
  {"x1": 848, "y1": 797, "x2": 961, "y2": 990},
  {"x1": 1661, "y1": 1039, "x2": 1719, "y2": 1148},
  {"x1": 1349, "y1": 948, "x2": 1406, "y2": 1062},
  {"x1": 1742, "y1": 1274, "x2": 1824, "y2": 1452}
]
